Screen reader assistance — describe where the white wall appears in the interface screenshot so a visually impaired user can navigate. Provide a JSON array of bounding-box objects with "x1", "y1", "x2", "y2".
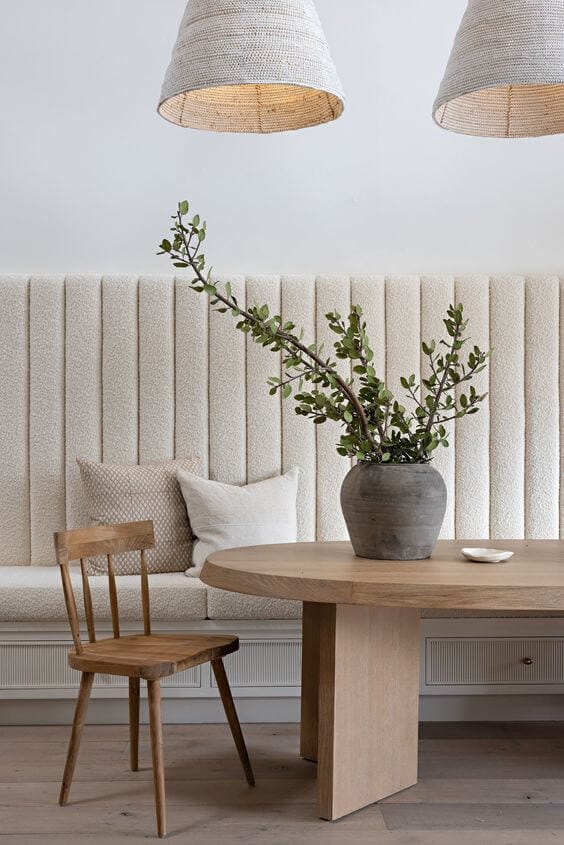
[{"x1": 1, "y1": 0, "x2": 563, "y2": 276}]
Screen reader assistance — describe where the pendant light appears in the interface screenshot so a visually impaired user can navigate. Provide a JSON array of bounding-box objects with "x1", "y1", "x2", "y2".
[
  {"x1": 433, "y1": 0, "x2": 564, "y2": 138},
  {"x1": 158, "y1": 0, "x2": 344, "y2": 134}
]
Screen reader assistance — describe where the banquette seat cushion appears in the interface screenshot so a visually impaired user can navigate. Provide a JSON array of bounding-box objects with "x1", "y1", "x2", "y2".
[
  {"x1": 206, "y1": 586, "x2": 301, "y2": 620},
  {"x1": 0, "y1": 568, "x2": 207, "y2": 622},
  {"x1": 0, "y1": 568, "x2": 300, "y2": 622}
]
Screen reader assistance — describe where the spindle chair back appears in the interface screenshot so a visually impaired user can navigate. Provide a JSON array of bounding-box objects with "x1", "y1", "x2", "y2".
[{"x1": 54, "y1": 520, "x2": 154, "y2": 649}]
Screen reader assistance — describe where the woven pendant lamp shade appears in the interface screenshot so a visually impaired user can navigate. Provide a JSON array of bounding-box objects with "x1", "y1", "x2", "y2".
[
  {"x1": 434, "y1": 0, "x2": 564, "y2": 138},
  {"x1": 158, "y1": 0, "x2": 344, "y2": 133}
]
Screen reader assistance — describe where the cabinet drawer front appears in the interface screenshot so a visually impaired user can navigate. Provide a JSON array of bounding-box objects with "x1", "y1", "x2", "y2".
[{"x1": 425, "y1": 637, "x2": 564, "y2": 685}]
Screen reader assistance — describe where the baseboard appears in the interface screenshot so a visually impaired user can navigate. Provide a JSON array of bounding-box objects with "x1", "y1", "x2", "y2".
[
  {"x1": 2, "y1": 694, "x2": 563, "y2": 725},
  {"x1": 420, "y1": 694, "x2": 564, "y2": 722},
  {"x1": 0, "y1": 696, "x2": 301, "y2": 725}
]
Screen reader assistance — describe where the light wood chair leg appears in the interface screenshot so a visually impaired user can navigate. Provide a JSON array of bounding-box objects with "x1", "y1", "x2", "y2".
[
  {"x1": 129, "y1": 677, "x2": 140, "y2": 772},
  {"x1": 147, "y1": 679, "x2": 166, "y2": 838},
  {"x1": 211, "y1": 658, "x2": 255, "y2": 786},
  {"x1": 59, "y1": 671, "x2": 94, "y2": 806}
]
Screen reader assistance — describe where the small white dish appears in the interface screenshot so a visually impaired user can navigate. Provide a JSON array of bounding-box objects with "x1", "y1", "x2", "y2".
[{"x1": 461, "y1": 547, "x2": 514, "y2": 564}]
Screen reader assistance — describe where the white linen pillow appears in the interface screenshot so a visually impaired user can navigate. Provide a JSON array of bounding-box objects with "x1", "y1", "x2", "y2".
[{"x1": 176, "y1": 467, "x2": 299, "y2": 571}]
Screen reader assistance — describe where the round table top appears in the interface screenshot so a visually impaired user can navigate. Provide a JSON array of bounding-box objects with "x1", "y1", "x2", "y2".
[{"x1": 201, "y1": 540, "x2": 564, "y2": 611}]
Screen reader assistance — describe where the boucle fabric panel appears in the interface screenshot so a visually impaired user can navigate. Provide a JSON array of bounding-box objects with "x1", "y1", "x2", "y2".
[
  {"x1": 421, "y1": 276, "x2": 456, "y2": 539},
  {"x1": 0, "y1": 273, "x2": 562, "y2": 577},
  {"x1": 0, "y1": 276, "x2": 30, "y2": 565},
  {"x1": 206, "y1": 586, "x2": 301, "y2": 621},
  {"x1": 29, "y1": 277, "x2": 66, "y2": 564},
  {"x1": 175, "y1": 277, "x2": 209, "y2": 476},
  {"x1": 454, "y1": 276, "x2": 490, "y2": 538},
  {"x1": 281, "y1": 276, "x2": 316, "y2": 541},
  {"x1": 315, "y1": 276, "x2": 351, "y2": 541},
  {"x1": 65, "y1": 276, "x2": 102, "y2": 531},
  {"x1": 209, "y1": 275, "x2": 246, "y2": 485},
  {"x1": 139, "y1": 277, "x2": 175, "y2": 463},
  {"x1": 102, "y1": 276, "x2": 138, "y2": 464},
  {"x1": 351, "y1": 276, "x2": 386, "y2": 379},
  {"x1": 0, "y1": 567, "x2": 207, "y2": 622},
  {"x1": 490, "y1": 276, "x2": 525, "y2": 538},
  {"x1": 525, "y1": 277, "x2": 560, "y2": 538},
  {"x1": 386, "y1": 276, "x2": 421, "y2": 410},
  {"x1": 246, "y1": 276, "x2": 282, "y2": 484}
]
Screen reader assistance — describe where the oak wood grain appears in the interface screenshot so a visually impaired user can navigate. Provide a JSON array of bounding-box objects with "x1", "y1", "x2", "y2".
[
  {"x1": 147, "y1": 680, "x2": 166, "y2": 838},
  {"x1": 300, "y1": 602, "x2": 321, "y2": 762},
  {"x1": 53, "y1": 520, "x2": 254, "y2": 839},
  {"x1": 128, "y1": 677, "x2": 140, "y2": 772},
  {"x1": 212, "y1": 658, "x2": 255, "y2": 787},
  {"x1": 6, "y1": 724, "x2": 564, "y2": 843},
  {"x1": 80, "y1": 559, "x2": 96, "y2": 643},
  {"x1": 203, "y1": 540, "x2": 564, "y2": 610},
  {"x1": 59, "y1": 671, "x2": 94, "y2": 805},
  {"x1": 54, "y1": 520, "x2": 155, "y2": 562},
  {"x1": 67, "y1": 634, "x2": 239, "y2": 680},
  {"x1": 317, "y1": 604, "x2": 420, "y2": 820}
]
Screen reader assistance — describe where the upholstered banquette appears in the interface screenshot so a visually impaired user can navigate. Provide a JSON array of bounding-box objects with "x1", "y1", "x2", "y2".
[{"x1": 0, "y1": 274, "x2": 562, "y2": 721}]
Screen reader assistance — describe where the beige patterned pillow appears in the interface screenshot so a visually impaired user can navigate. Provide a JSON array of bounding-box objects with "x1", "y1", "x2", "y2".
[{"x1": 77, "y1": 457, "x2": 200, "y2": 575}]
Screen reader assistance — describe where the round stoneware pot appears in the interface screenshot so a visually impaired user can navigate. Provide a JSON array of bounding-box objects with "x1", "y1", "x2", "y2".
[{"x1": 340, "y1": 462, "x2": 447, "y2": 560}]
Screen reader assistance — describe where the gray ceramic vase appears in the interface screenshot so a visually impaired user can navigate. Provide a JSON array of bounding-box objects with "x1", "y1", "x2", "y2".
[{"x1": 340, "y1": 463, "x2": 447, "y2": 560}]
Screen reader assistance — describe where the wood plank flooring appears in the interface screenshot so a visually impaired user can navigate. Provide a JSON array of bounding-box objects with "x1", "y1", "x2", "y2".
[{"x1": 3, "y1": 723, "x2": 564, "y2": 843}]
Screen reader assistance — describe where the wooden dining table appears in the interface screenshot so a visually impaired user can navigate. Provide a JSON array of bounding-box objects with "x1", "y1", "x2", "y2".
[{"x1": 201, "y1": 539, "x2": 564, "y2": 822}]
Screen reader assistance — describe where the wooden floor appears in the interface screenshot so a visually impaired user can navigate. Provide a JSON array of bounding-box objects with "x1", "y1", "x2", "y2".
[{"x1": 3, "y1": 722, "x2": 564, "y2": 843}]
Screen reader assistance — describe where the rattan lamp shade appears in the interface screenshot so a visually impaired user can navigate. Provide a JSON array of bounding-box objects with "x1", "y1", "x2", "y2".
[
  {"x1": 434, "y1": 0, "x2": 564, "y2": 138},
  {"x1": 158, "y1": 0, "x2": 344, "y2": 133}
]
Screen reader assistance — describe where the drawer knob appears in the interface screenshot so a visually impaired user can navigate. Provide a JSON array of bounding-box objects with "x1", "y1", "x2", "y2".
[{"x1": 522, "y1": 657, "x2": 534, "y2": 665}]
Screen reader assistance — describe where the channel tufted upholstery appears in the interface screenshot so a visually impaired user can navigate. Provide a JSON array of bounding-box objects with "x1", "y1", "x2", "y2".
[{"x1": 0, "y1": 275, "x2": 561, "y2": 621}]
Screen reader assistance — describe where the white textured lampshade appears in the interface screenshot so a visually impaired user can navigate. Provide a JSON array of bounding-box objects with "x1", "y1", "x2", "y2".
[
  {"x1": 158, "y1": 0, "x2": 344, "y2": 133},
  {"x1": 434, "y1": 0, "x2": 564, "y2": 138}
]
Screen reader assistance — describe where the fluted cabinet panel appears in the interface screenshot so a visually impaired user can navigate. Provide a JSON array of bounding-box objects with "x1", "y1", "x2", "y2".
[
  {"x1": 101, "y1": 276, "x2": 138, "y2": 464},
  {"x1": 65, "y1": 276, "x2": 102, "y2": 530},
  {"x1": 29, "y1": 277, "x2": 66, "y2": 563},
  {"x1": 0, "y1": 276, "x2": 30, "y2": 564}
]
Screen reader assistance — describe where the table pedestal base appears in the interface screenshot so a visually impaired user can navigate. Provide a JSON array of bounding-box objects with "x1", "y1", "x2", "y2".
[{"x1": 300, "y1": 602, "x2": 420, "y2": 821}]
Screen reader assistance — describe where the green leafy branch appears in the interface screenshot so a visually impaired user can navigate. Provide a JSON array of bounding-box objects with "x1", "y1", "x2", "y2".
[{"x1": 158, "y1": 201, "x2": 489, "y2": 464}]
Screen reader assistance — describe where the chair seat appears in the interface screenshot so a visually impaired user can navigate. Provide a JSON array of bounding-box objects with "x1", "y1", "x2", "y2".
[{"x1": 68, "y1": 633, "x2": 239, "y2": 680}]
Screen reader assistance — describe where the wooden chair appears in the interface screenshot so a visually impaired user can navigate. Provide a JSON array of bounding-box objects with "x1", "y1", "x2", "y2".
[{"x1": 54, "y1": 519, "x2": 254, "y2": 838}]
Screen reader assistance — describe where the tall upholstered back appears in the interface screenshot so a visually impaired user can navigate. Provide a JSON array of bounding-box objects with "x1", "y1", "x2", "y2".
[{"x1": 0, "y1": 275, "x2": 561, "y2": 566}]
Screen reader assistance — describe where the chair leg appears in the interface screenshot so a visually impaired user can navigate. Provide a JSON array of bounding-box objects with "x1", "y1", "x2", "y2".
[
  {"x1": 211, "y1": 658, "x2": 255, "y2": 786},
  {"x1": 59, "y1": 671, "x2": 94, "y2": 806},
  {"x1": 147, "y1": 679, "x2": 166, "y2": 838},
  {"x1": 129, "y1": 677, "x2": 140, "y2": 772}
]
